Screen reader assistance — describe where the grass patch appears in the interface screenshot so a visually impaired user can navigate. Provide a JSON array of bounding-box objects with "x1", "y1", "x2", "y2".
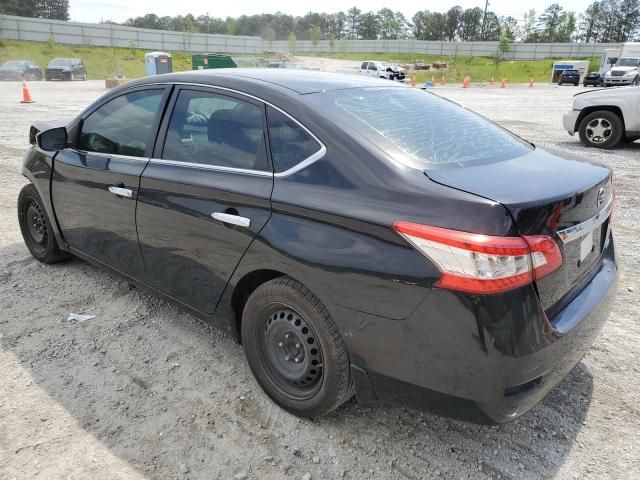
[
  {"x1": 0, "y1": 39, "x2": 198, "y2": 79},
  {"x1": 0, "y1": 40, "x2": 599, "y2": 84},
  {"x1": 304, "y1": 51, "x2": 600, "y2": 84}
]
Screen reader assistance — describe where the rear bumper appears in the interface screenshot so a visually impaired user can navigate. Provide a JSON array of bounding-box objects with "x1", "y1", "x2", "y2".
[
  {"x1": 342, "y1": 238, "x2": 618, "y2": 424},
  {"x1": 45, "y1": 70, "x2": 72, "y2": 80},
  {"x1": 563, "y1": 110, "x2": 580, "y2": 135}
]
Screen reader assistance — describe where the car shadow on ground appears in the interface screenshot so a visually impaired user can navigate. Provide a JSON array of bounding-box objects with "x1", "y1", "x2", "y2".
[{"x1": 0, "y1": 243, "x2": 594, "y2": 479}]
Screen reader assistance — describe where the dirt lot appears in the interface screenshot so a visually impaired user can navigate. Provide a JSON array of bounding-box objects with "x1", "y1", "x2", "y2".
[{"x1": 0, "y1": 79, "x2": 639, "y2": 480}]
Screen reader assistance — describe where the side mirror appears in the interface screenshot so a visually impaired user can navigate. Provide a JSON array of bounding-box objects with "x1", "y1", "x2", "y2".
[{"x1": 37, "y1": 127, "x2": 68, "y2": 151}]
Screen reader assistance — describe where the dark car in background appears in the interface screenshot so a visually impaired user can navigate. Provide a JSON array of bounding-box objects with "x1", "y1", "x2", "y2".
[
  {"x1": 45, "y1": 58, "x2": 87, "y2": 81},
  {"x1": 18, "y1": 70, "x2": 618, "y2": 424},
  {"x1": 558, "y1": 69, "x2": 580, "y2": 86},
  {"x1": 583, "y1": 71, "x2": 604, "y2": 87},
  {"x1": 0, "y1": 60, "x2": 43, "y2": 81}
]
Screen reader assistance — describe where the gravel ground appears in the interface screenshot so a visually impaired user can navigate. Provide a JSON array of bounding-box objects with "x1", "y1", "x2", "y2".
[{"x1": 0, "y1": 79, "x2": 639, "y2": 480}]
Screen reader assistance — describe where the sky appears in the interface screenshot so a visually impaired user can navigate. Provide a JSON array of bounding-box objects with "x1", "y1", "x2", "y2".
[{"x1": 70, "y1": 1, "x2": 587, "y2": 24}]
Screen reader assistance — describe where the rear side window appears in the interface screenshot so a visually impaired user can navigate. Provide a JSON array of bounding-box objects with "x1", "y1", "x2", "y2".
[
  {"x1": 162, "y1": 89, "x2": 269, "y2": 171},
  {"x1": 267, "y1": 107, "x2": 322, "y2": 173},
  {"x1": 77, "y1": 89, "x2": 164, "y2": 157},
  {"x1": 311, "y1": 87, "x2": 532, "y2": 168}
]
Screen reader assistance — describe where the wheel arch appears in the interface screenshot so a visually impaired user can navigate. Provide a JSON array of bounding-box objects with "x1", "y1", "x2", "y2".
[
  {"x1": 576, "y1": 105, "x2": 626, "y2": 132},
  {"x1": 230, "y1": 268, "x2": 288, "y2": 341}
]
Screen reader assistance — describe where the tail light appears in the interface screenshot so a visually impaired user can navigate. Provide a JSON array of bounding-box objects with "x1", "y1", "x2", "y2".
[{"x1": 392, "y1": 222, "x2": 562, "y2": 295}]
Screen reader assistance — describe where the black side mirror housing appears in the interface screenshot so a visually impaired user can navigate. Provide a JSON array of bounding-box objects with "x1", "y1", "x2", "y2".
[{"x1": 37, "y1": 127, "x2": 68, "y2": 151}]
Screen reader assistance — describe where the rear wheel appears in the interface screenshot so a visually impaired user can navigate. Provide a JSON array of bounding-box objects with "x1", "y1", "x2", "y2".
[
  {"x1": 241, "y1": 277, "x2": 353, "y2": 417},
  {"x1": 578, "y1": 111, "x2": 624, "y2": 149},
  {"x1": 18, "y1": 184, "x2": 70, "y2": 263}
]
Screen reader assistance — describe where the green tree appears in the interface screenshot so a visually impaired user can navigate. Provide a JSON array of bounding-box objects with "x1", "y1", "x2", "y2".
[
  {"x1": 287, "y1": 32, "x2": 297, "y2": 53},
  {"x1": 496, "y1": 26, "x2": 512, "y2": 64},
  {"x1": 264, "y1": 26, "x2": 276, "y2": 49},
  {"x1": 310, "y1": 25, "x2": 321, "y2": 47}
]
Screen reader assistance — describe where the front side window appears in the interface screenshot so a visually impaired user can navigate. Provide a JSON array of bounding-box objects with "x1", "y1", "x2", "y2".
[
  {"x1": 162, "y1": 89, "x2": 269, "y2": 171},
  {"x1": 77, "y1": 89, "x2": 164, "y2": 157},
  {"x1": 267, "y1": 107, "x2": 322, "y2": 173}
]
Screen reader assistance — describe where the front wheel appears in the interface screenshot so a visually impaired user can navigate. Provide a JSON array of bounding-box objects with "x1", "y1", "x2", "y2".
[
  {"x1": 578, "y1": 111, "x2": 624, "y2": 149},
  {"x1": 18, "y1": 184, "x2": 70, "y2": 263},
  {"x1": 241, "y1": 277, "x2": 354, "y2": 417},
  {"x1": 634, "y1": 76, "x2": 639, "y2": 86}
]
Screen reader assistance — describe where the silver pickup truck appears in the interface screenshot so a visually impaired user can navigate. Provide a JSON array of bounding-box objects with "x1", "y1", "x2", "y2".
[{"x1": 563, "y1": 86, "x2": 640, "y2": 148}]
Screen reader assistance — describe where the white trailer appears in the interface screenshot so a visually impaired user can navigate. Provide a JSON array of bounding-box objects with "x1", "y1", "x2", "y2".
[
  {"x1": 551, "y1": 60, "x2": 589, "y2": 83},
  {"x1": 599, "y1": 48, "x2": 622, "y2": 74},
  {"x1": 603, "y1": 42, "x2": 640, "y2": 86}
]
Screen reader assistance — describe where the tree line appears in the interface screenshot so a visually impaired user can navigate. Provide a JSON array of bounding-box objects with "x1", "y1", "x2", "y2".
[
  {"x1": 0, "y1": 0, "x2": 70, "y2": 20},
  {"x1": 120, "y1": 2, "x2": 640, "y2": 43}
]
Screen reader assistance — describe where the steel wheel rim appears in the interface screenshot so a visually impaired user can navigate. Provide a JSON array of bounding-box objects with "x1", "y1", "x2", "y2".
[
  {"x1": 25, "y1": 200, "x2": 47, "y2": 253},
  {"x1": 257, "y1": 305, "x2": 324, "y2": 400},
  {"x1": 586, "y1": 118, "x2": 612, "y2": 144}
]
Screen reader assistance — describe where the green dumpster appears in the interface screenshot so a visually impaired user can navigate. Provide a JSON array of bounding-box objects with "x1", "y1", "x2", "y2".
[{"x1": 192, "y1": 54, "x2": 237, "y2": 70}]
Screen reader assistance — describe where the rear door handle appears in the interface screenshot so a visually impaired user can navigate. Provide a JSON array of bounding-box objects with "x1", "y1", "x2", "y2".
[
  {"x1": 212, "y1": 212, "x2": 251, "y2": 228},
  {"x1": 108, "y1": 186, "x2": 133, "y2": 198}
]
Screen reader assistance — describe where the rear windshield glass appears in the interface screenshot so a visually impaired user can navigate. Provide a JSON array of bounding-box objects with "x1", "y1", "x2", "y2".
[
  {"x1": 309, "y1": 87, "x2": 532, "y2": 168},
  {"x1": 3, "y1": 61, "x2": 25, "y2": 67}
]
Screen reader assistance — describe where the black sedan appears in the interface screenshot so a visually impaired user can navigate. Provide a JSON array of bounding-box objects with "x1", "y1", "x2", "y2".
[
  {"x1": 18, "y1": 70, "x2": 618, "y2": 423},
  {"x1": 0, "y1": 60, "x2": 42, "y2": 80},
  {"x1": 45, "y1": 58, "x2": 87, "y2": 81},
  {"x1": 583, "y1": 71, "x2": 604, "y2": 87},
  {"x1": 558, "y1": 69, "x2": 580, "y2": 86}
]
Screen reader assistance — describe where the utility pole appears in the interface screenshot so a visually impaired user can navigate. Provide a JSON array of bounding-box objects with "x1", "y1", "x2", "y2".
[
  {"x1": 206, "y1": 11, "x2": 210, "y2": 35},
  {"x1": 480, "y1": 0, "x2": 489, "y2": 40}
]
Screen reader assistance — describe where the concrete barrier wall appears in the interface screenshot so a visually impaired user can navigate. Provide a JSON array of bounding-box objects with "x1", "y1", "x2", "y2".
[
  {"x1": 0, "y1": 15, "x2": 263, "y2": 53},
  {"x1": 270, "y1": 39, "x2": 623, "y2": 59},
  {"x1": 1, "y1": 15, "x2": 622, "y2": 59}
]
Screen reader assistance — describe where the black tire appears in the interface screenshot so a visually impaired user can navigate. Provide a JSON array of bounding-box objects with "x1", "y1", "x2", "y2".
[
  {"x1": 241, "y1": 276, "x2": 354, "y2": 417},
  {"x1": 574, "y1": 82, "x2": 579, "y2": 86},
  {"x1": 578, "y1": 110, "x2": 624, "y2": 149},
  {"x1": 17, "y1": 184, "x2": 69, "y2": 264},
  {"x1": 634, "y1": 76, "x2": 639, "y2": 86},
  {"x1": 45, "y1": 75, "x2": 50, "y2": 81},
  {"x1": 558, "y1": 81, "x2": 562, "y2": 86},
  {"x1": 82, "y1": 71, "x2": 87, "y2": 81}
]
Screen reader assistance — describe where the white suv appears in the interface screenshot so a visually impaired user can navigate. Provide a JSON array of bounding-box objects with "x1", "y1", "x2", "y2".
[{"x1": 563, "y1": 86, "x2": 640, "y2": 148}]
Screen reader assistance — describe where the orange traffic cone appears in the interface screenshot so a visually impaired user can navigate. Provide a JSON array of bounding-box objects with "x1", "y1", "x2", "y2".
[
  {"x1": 501, "y1": 76, "x2": 507, "y2": 88},
  {"x1": 463, "y1": 75, "x2": 470, "y2": 88},
  {"x1": 490, "y1": 75, "x2": 495, "y2": 86},
  {"x1": 20, "y1": 77, "x2": 34, "y2": 104},
  {"x1": 440, "y1": 75, "x2": 445, "y2": 86},
  {"x1": 529, "y1": 77, "x2": 534, "y2": 88},
  {"x1": 431, "y1": 74, "x2": 435, "y2": 85},
  {"x1": 411, "y1": 74, "x2": 416, "y2": 87}
]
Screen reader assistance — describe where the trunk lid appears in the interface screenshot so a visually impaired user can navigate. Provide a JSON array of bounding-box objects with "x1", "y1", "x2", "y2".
[{"x1": 426, "y1": 148, "x2": 613, "y2": 313}]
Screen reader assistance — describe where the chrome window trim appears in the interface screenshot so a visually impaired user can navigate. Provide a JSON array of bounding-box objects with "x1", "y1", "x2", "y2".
[
  {"x1": 148, "y1": 158, "x2": 272, "y2": 177},
  {"x1": 68, "y1": 148, "x2": 150, "y2": 163},
  {"x1": 140, "y1": 81, "x2": 327, "y2": 178},
  {"x1": 556, "y1": 198, "x2": 613, "y2": 244}
]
